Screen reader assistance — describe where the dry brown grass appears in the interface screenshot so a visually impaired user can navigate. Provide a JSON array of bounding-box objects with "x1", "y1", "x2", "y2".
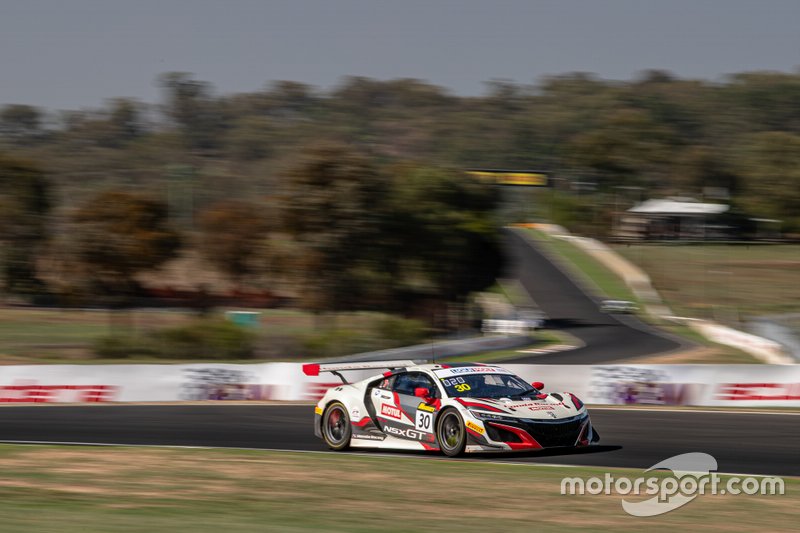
[{"x1": 0, "y1": 445, "x2": 795, "y2": 533}]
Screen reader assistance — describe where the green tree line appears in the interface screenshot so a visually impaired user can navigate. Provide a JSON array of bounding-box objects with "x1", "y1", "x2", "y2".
[
  {"x1": 3, "y1": 70, "x2": 800, "y2": 228},
  {"x1": 2, "y1": 69, "x2": 800, "y2": 315},
  {"x1": 0, "y1": 145, "x2": 501, "y2": 322}
]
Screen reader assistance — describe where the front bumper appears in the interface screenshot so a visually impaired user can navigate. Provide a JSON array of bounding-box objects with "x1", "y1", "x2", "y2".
[{"x1": 469, "y1": 413, "x2": 598, "y2": 451}]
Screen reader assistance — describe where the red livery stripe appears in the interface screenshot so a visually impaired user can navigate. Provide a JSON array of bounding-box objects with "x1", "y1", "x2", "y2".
[
  {"x1": 352, "y1": 416, "x2": 372, "y2": 427},
  {"x1": 487, "y1": 422, "x2": 543, "y2": 450},
  {"x1": 455, "y1": 398, "x2": 506, "y2": 413}
]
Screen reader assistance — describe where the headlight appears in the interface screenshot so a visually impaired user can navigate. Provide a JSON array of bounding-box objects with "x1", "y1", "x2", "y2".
[{"x1": 469, "y1": 410, "x2": 517, "y2": 423}]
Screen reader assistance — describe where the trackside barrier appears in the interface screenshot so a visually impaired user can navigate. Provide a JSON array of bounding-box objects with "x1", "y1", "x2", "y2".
[{"x1": 1, "y1": 363, "x2": 799, "y2": 407}]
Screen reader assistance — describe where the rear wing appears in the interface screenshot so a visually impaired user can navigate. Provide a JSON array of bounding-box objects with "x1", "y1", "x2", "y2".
[{"x1": 302, "y1": 360, "x2": 416, "y2": 383}]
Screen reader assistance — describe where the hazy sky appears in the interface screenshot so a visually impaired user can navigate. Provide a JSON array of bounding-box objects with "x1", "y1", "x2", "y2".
[{"x1": 2, "y1": 0, "x2": 799, "y2": 110}]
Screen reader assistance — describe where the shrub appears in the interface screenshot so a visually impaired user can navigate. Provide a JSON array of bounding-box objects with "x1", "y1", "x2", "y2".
[
  {"x1": 373, "y1": 316, "x2": 426, "y2": 347},
  {"x1": 153, "y1": 319, "x2": 256, "y2": 359},
  {"x1": 300, "y1": 316, "x2": 427, "y2": 359},
  {"x1": 92, "y1": 334, "x2": 159, "y2": 358},
  {"x1": 301, "y1": 329, "x2": 371, "y2": 359},
  {"x1": 93, "y1": 319, "x2": 256, "y2": 359}
]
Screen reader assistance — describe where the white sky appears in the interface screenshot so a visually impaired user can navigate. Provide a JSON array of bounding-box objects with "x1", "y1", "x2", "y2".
[{"x1": 2, "y1": 0, "x2": 799, "y2": 110}]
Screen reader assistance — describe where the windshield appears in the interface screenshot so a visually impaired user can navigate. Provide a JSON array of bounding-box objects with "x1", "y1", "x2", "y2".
[{"x1": 438, "y1": 373, "x2": 538, "y2": 399}]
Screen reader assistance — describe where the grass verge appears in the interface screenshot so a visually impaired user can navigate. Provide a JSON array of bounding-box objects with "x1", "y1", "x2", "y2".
[
  {"x1": 614, "y1": 243, "x2": 800, "y2": 321},
  {"x1": 520, "y1": 229, "x2": 759, "y2": 363},
  {"x1": 0, "y1": 445, "x2": 794, "y2": 532},
  {"x1": 0, "y1": 308, "x2": 425, "y2": 364}
]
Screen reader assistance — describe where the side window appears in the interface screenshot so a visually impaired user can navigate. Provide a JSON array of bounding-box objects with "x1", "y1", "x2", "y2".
[
  {"x1": 393, "y1": 372, "x2": 437, "y2": 397},
  {"x1": 393, "y1": 373, "x2": 416, "y2": 395},
  {"x1": 377, "y1": 375, "x2": 396, "y2": 390}
]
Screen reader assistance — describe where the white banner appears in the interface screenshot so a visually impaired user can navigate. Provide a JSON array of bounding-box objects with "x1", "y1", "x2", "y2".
[
  {"x1": 1, "y1": 363, "x2": 799, "y2": 407},
  {"x1": 504, "y1": 364, "x2": 800, "y2": 407}
]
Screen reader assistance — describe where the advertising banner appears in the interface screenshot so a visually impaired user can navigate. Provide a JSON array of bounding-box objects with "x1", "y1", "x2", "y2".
[{"x1": 1, "y1": 363, "x2": 799, "y2": 407}]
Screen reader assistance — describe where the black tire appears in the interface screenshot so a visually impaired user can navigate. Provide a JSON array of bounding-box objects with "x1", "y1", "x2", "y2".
[
  {"x1": 436, "y1": 408, "x2": 466, "y2": 457},
  {"x1": 322, "y1": 402, "x2": 351, "y2": 451}
]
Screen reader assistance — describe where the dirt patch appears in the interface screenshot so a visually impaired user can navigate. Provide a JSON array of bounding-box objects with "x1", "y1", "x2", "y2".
[{"x1": 624, "y1": 346, "x2": 722, "y2": 364}]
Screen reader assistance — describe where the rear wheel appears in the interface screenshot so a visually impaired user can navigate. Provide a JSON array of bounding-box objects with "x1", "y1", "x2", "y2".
[
  {"x1": 322, "y1": 402, "x2": 351, "y2": 451},
  {"x1": 436, "y1": 408, "x2": 466, "y2": 457}
]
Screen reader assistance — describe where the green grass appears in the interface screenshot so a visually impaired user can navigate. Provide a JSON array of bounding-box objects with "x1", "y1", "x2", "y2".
[
  {"x1": 0, "y1": 445, "x2": 794, "y2": 532},
  {"x1": 615, "y1": 243, "x2": 800, "y2": 323},
  {"x1": 521, "y1": 229, "x2": 759, "y2": 363},
  {"x1": 0, "y1": 308, "x2": 423, "y2": 363}
]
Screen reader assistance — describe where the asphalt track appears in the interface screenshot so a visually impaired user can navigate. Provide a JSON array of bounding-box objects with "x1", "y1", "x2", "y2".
[
  {"x1": 0, "y1": 233, "x2": 786, "y2": 481},
  {"x1": 503, "y1": 229, "x2": 686, "y2": 364},
  {"x1": 1, "y1": 405, "x2": 797, "y2": 477}
]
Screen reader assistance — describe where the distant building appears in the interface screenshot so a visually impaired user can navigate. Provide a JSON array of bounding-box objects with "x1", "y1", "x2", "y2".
[{"x1": 615, "y1": 197, "x2": 730, "y2": 241}]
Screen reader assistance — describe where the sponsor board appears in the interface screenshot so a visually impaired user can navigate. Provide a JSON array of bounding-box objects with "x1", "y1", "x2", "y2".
[
  {"x1": 466, "y1": 170, "x2": 548, "y2": 187},
  {"x1": 1, "y1": 362, "x2": 799, "y2": 406},
  {"x1": 0, "y1": 383, "x2": 117, "y2": 403},
  {"x1": 465, "y1": 420, "x2": 485, "y2": 435},
  {"x1": 715, "y1": 383, "x2": 800, "y2": 401},
  {"x1": 381, "y1": 404, "x2": 402, "y2": 420}
]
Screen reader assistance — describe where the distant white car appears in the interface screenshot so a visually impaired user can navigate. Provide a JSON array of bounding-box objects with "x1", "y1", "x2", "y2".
[
  {"x1": 600, "y1": 300, "x2": 638, "y2": 314},
  {"x1": 303, "y1": 360, "x2": 599, "y2": 456}
]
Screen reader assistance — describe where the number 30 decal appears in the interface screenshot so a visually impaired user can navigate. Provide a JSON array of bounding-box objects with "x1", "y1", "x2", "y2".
[
  {"x1": 454, "y1": 383, "x2": 471, "y2": 392},
  {"x1": 415, "y1": 410, "x2": 433, "y2": 432}
]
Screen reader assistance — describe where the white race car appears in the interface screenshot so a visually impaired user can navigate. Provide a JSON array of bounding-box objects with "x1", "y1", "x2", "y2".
[{"x1": 303, "y1": 361, "x2": 599, "y2": 456}]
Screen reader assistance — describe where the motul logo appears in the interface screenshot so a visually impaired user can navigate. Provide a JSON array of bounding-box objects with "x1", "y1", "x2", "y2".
[{"x1": 381, "y1": 404, "x2": 402, "y2": 419}]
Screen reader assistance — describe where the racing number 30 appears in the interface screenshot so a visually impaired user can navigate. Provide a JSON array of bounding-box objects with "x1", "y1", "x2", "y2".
[{"x1": 415, "y1": 410, "x2": 433, "y2": 432}]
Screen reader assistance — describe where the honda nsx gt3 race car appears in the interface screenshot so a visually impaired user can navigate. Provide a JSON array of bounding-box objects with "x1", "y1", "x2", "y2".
[{"x1": 303, "y1": 361, "x2": 599, "y2": 456}]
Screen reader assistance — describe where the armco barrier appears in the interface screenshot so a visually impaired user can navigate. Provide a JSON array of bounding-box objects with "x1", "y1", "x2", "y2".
[{"x1": 1, "y1": 362, "x2": 799, "y2": 407}]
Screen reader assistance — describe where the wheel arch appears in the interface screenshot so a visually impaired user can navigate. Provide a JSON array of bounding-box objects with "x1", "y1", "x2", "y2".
[{"x1": 317, "y1": 388, "x2": 363, "y2": 436}]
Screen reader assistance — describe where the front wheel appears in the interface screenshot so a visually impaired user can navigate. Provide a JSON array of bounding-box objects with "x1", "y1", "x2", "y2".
[
  {"x1": 436, "y1": 408, "x2": 466, "y2": 457},
  {"x1": 322, "y1": 402, "x2": 351, "y2": 451}
]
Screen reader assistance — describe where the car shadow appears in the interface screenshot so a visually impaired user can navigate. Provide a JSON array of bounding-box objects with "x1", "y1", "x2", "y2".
[
  {"x1": 478, "y1": 444, "x2": 622, "y2": 460},
  {"x1": 347, "y1": 444, "x2": 622, "y2": 460}
]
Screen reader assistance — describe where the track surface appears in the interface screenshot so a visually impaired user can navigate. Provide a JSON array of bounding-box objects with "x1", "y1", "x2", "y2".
[
  {"x1": 1, "y1": 405, "x2": 797, "y2": 476},
  {"x1": 1, "y1": 234, "x2": 786, "y2": 481},
  {"x1": 503, "y1": 229, "x2": 684, "y2": 363}
]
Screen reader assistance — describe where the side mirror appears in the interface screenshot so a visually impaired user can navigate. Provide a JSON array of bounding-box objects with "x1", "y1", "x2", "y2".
[
  {"x1": 414, "y1": 387, "x2": 431, "y2": 399},
  {"x1": 531, "y1": 381, "x2": 545, "y2": 391}
]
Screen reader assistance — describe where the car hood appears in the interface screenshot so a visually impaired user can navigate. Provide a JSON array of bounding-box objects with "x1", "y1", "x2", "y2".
[{"x1": 463, "y1": 393, "x2": 582, "y2": 420}]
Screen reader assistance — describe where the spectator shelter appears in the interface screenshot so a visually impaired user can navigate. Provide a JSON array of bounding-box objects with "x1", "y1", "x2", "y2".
[{"x1": 616, "y1": 197, "x2": 729, "y2": 241}]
